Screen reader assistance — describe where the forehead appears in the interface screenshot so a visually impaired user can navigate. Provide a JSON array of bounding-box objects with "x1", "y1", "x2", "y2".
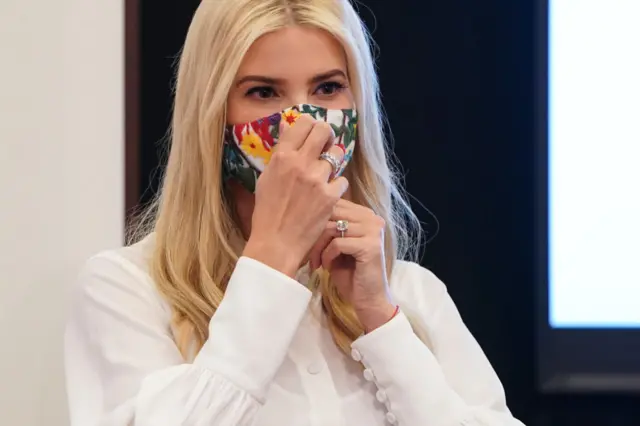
[{"x1": 236, "y1": 26, "x2": 348, "y2": 79}]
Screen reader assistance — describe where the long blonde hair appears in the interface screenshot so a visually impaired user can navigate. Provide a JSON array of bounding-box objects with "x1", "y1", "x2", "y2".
[{"x1": 132, "y1": 0, "x2": 423, "y2": 360}]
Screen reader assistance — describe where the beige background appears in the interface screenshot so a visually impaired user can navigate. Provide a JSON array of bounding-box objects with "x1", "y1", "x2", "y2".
[{"x1": 0, "y1": 0, "x2": 124, "y2": 423}]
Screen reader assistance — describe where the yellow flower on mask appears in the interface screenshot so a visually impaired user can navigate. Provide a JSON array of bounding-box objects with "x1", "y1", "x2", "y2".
[
  {"x1": 240, "y1": 132, "x2": 271, "y2": 164},
  {"x1": 282, "y1": 109, "x2": 301, "y2": 126}
]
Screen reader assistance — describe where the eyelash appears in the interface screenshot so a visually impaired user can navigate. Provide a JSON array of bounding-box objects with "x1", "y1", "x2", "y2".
[
  {"x1": 245, "y1": 81, "x2": 347, "y2": 99},
  {"x1": 316, "y1": 81, "x2": 347, "y2": 95}
]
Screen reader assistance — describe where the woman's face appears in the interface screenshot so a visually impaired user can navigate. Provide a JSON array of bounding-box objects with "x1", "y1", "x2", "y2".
[
  {"x1": 226, "y1": 26, "x2": 355, "y2": 237},
  {"x1": 227, "y1": 26, "x2": 354, "y2": 124}
]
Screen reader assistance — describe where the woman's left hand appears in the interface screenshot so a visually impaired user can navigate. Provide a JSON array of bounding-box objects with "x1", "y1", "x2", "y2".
[{"x1": 308, "y1": 199, "x2": 397, "y2": 332}]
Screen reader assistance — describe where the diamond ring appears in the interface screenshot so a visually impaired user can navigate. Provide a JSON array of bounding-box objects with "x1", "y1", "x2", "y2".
[{"x1": 336, "y1": 219, "x2": 349, "y2": 238}]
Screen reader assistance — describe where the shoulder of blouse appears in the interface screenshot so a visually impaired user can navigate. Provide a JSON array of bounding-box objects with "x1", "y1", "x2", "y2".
[{"x1": 73, "y1": 233, "x2": 171, "y2": 314}]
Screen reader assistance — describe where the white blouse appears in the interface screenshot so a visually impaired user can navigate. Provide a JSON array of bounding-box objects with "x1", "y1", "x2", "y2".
[{"x1": 64, "y1": 236, "x2": 525, "y2": 426}]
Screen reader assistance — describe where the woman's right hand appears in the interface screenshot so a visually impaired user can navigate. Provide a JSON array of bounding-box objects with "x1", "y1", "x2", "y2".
[{"x1": 243, "y1": 115, "x2": 348, "y2": 278}]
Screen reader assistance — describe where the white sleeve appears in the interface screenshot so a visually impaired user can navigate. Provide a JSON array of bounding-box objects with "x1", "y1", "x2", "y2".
[
  {"x1": 65, "y1": 253, "x2": 312, "y2": 426},
  {"x1": 350, "y1": 265, "x2": 525, "y2": 426}
]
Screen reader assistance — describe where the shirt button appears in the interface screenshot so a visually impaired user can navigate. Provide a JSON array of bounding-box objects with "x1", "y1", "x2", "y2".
[
  {"x1": 363, "y1": 368, "x2": 375, "y2": 381},
  {"x1": 307, "y1": 362, "x2": 323, "y2": 375},
  {"x1": 386, "y1": 412, "x2": 397, "y2": 424},
  {"x1": 351, "y1": 348, "x2": 362, "y2": 362},
  {"x1": 376, "y1": 389, "x2": 387, "y2": 402}
]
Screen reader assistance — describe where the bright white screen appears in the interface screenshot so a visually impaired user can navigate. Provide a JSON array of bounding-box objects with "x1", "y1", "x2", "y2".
[{"x1": 549, "y1": 0, "x2": 640, "y2": 327}]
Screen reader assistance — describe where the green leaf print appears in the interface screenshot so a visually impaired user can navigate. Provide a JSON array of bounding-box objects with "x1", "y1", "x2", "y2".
[
  {"x1": 330, "y1": 123, "x2": 342, "y2": 137},
  {"x1": 237, "y1": 166, "x2": 257, "y2": 193},
  {"x1": 343, "y1": 127, "x2": 353, "y2": 147},
  {"x1": 300, "y1": 104, "x2": 327, "y2": 120},
  {"x1": 300, "y1": 104, "x2": 315, "y2": 115},
  {"x1": 343, "y1": 109, "x2": 355, "y2": 121}
]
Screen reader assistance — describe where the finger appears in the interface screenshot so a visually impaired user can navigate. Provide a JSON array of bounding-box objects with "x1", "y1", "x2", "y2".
[
  {"x1": 321, "y1": 237, "x2": 362, "y2": 271},
  {"x1": 277, "y1": 114, "x2": 315, "y2": 152},
  {"x1": 309, "y1": 221, "x2": 367, "y2": 270},
  {"x1": 325, "y1": 176, "x2": 349, "y2": 199},
  {"x1": 308, "y1": 227, "x2": 334, "y2": 271},
  {"x1": 313, "y1": 144, "x2": 345, "y2": 181},
  {"x1": 331, "y1": 198, "x2": 377, "y2": 222},
  {"x1": 299, "y1": 121, "x2": 335, "y2": 159}
]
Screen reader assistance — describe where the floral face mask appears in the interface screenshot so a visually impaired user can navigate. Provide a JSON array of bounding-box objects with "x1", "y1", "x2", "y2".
[{"x1": 223, "y1": 104, "x2": 357, "y2": 193}]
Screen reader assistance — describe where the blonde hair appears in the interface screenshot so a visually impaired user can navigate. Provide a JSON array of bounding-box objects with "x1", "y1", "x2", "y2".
[{"x1": 132, "y1": 0, "x2": 424, "y2": 360}]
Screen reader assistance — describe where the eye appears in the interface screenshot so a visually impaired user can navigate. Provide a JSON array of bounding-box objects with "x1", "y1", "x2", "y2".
[
  {"x1": 246, "y1": 86, "x2": 278, "y2": 99},
  {"x1": 314, "y1": 81, "x2": 346, "y2": 96}
]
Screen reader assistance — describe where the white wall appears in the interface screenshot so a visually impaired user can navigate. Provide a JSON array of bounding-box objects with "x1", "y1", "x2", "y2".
[{"x1": 0, "y1": 0, "x2": 124, "y2": 424}]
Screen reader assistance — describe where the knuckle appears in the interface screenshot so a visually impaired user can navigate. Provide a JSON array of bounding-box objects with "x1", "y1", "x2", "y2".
[
  {"x1": 373, "y1": 214, "x2": 386, "y2": 229},
  {"x1": 274, "y1": 152, "x2": 299, "y2": 170},
  {"x1": 307, "y1": 175, "x2": 321, "y2": 188},
  {"x1": 270, "y1": 151, "x2": 286, "y2": 164},
  {"x1": 314, "y1": 176, "x2": 330, "y2": 192},
  {"x1": 298, "y1": 166, "x2": 318, "y2": 184},
  {"x1": 292, "y1": 161, "x2": 307, "y2": 177},
  {"x1": 297, "y1": 114, "x2": 315, "y2": 126},
  {"x1": 316, "y1": 121, "x2": 334, "y2": 137}
]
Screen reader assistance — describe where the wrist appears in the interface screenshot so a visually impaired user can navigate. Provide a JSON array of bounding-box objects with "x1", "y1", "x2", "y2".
[
  {"x1": 356, "y1": 300, "x2": 398, "y2": 333},
  {"x1": 243, "y1": 238, "x2": 302, "y2": 278}
]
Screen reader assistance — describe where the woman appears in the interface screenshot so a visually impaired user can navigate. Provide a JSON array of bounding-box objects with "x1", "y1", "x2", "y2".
[{"x1": 65, "y1": 0, "x2": 525, "y2": 425}]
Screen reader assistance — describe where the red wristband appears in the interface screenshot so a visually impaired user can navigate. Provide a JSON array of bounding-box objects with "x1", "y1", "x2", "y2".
[{"x1": 390, "y1": 304, "x2": 400, "y2": 320}]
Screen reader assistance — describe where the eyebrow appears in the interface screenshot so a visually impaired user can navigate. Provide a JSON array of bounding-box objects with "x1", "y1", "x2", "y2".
[{"x1": 235, "y1": 69, "x2": 347, "y2": 87}]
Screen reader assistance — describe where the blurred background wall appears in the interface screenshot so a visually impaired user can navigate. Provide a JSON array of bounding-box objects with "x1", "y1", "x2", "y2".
[{"x1": 0, "y1": 0, "x2": 124, "y2": 424}]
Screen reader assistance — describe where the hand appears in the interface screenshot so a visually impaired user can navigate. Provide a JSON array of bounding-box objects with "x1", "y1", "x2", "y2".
[
  {"x1": 308, "y1": 199, "x2": 397, "y2": 332},
  {"x1": 243, "y1": 115, "x2": 348, "y2": 278}
]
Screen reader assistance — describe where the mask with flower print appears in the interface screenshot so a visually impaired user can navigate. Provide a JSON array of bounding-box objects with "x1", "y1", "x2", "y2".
[{"x1": 223, "y1": 104, "x2": 357, "y2": 193}]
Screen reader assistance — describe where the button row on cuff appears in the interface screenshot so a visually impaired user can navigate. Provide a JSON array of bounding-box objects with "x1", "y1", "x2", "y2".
[
  {"x1": 351, "y1": 348, "x2": 362, "y2": 362},
  {"x1": 363, "y1": 368, "x2": 375, "y2": 382},
  {"x1": 352, "y1": 348, "x2": 397, "y2": 424}
]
